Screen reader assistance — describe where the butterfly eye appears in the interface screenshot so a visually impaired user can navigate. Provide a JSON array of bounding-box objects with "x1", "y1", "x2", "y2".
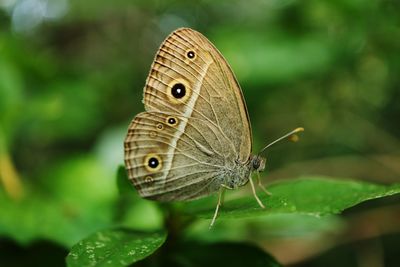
[
  {"x1": 252, "y1": 158, "x2": 261, "y2": 170},
  {"x1": 171, "y1": 83, "x2": 186, "y2": 99},
  {"x1": 186, "y1": 50, "x2": 196, "y2": 59},
  {"x1": 144, "y1": 153, "x2": 162, "y2": 172},
  {"x1": 166, "y1": 116, "x2": 178, "y2": 125}
]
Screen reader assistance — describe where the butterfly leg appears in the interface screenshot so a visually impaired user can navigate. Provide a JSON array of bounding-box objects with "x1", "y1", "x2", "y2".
[
  {"x1": 209, "y1": 184, "x2": 234, "y2": 228},
  {"x1": 219, "y1": 184, "x2": 235, "y2": 207},
  {"x1": 256, "y1": 171, "x2": 272, "y2": 196},
  {"x1": 209, "y1": 187, "x2": 226, "y2": 229},
  {"x1": 220, "y1": 184, "x2": 234, "y2": 190},
  {"x1": 249, "y1": 176, "x2": 265, "y2": 208}
]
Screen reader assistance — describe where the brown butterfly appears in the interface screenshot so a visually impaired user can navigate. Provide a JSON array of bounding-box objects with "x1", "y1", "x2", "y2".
[{"x1": 124, "y1": 28, "x2": 303, "y2": 227}]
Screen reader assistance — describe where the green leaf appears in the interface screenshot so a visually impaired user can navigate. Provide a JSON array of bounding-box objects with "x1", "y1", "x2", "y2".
[
  {"x1": 182, "y1": 177, "x2": 400, "y2": 219},
  {"x1": 66, "y1": 229, "x2": 167, "y2": 267},
  {"x1": 186, "y1": 214, "x2": 345, "y2": 243}
]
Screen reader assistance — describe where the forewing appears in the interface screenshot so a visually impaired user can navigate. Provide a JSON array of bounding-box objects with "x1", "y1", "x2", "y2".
[{"x1": 143, "y1": 28, "x2": 252, "y2": 162}]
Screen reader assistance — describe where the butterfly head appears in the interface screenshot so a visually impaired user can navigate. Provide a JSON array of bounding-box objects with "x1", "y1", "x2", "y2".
[{"x1": 250, "y1": 155, "x2": 266, "y2": 172}]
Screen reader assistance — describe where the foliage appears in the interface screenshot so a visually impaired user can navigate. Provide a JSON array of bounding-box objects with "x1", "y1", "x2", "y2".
[
  {"x1": 64, "y1": 169, "x2": 400, "y2": 266},
  {"x1": 1, "y1": 0, "x2": 400, "y2": 266},
  {"x1": 67, "y1": 229, "x2": 167, "y2": 267}
]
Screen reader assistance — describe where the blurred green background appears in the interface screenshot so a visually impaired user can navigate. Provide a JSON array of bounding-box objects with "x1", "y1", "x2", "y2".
[{"x1": 0, "y1": 0, "x2": 399, "y2": 266}]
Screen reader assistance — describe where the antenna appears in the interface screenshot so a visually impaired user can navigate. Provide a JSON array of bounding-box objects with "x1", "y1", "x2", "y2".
[{"x1": 258, "y1": 127, "x2": 304, "y2": 155}]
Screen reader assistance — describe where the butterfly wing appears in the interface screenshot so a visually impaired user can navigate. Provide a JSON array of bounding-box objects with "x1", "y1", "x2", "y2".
[
  {"x1": 124, "y1": 28, "x2": 252, "y2": 200},
  {"x1": 125, "y1": 112, "x2": 230, "y2": 200},
  {"x1": 143, "y1": 28, "x2": 252, "y2": 160}
]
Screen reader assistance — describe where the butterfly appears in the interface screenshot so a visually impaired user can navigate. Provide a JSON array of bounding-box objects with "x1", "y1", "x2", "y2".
[{"x1": 124, "y1": 28, "x2": 303, "y2": 227}]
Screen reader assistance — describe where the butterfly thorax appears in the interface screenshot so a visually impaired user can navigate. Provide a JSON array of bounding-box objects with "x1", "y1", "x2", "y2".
[{"x1": 221, "y1": 155, "x2": 266, "y2": 189}]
